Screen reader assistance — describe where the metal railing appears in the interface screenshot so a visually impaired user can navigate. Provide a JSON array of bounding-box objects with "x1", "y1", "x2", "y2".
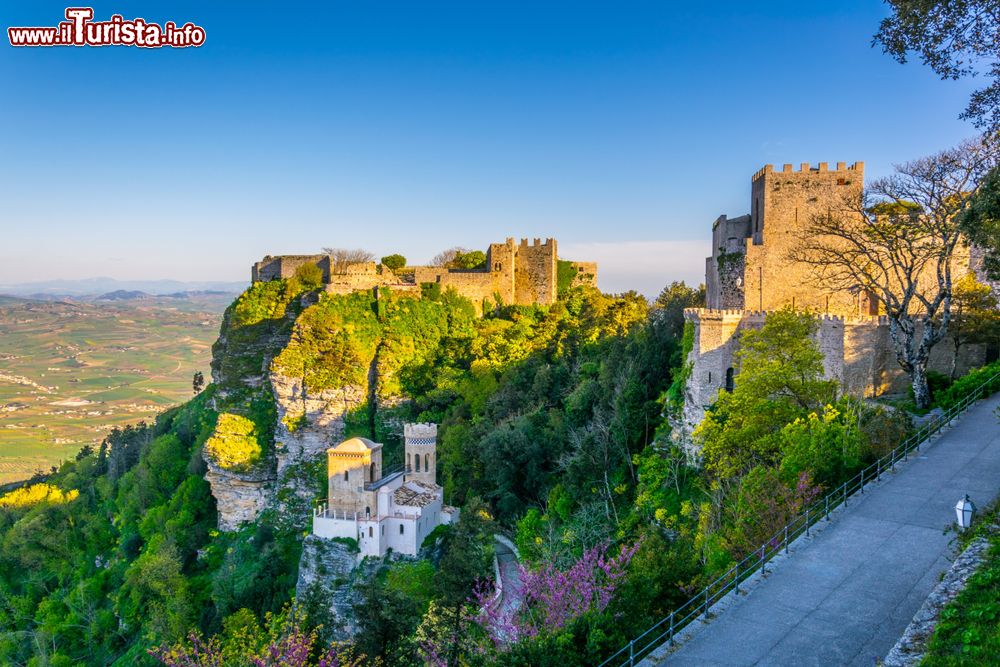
[{"x1": 599, "y1": 372, "x2": 1000, "y2": 667}]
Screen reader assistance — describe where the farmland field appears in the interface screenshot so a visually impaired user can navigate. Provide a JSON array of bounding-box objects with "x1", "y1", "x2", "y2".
[{"x1": 0, "y1": 294, "x2": 231, "y2": 484}]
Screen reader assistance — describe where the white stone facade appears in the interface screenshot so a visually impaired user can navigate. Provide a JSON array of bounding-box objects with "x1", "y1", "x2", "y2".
[{"x1": 312, "y1": 423, "x2": 457, "y2": 557}]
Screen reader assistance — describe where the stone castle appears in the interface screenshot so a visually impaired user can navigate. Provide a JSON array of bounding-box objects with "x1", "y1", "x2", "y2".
[
  {"x1": 252, "y1": 237, "x2": 598, "y2": 312},
  {"x1": 680, "y1": 161, "x2": 990, "y2": 447}
]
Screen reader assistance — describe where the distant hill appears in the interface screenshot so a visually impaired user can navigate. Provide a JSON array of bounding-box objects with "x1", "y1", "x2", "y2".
[
  {"x1": 95, "y1": 290, "x2": 152, "y2": 301},
  {"x1": 0, "y1": 277, "x2": 246, "y2": 298}
]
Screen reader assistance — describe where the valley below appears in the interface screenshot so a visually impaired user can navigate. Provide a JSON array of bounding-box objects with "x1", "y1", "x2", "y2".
[{"x1": 0, "y1": 293, "x2": 231, "y2": 484}]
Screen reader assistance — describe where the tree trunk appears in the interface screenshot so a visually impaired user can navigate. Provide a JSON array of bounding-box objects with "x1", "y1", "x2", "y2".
[{"x1": 912, "y1": 363, "x2": 931, "y2": 410}]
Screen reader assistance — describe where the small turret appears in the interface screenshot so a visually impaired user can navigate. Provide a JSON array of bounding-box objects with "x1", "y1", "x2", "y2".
[{"x1": 404, "y1": 422, "x2": 437, "y2": 486}]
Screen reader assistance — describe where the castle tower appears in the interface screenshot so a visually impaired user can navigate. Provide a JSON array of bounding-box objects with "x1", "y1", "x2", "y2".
[
  {"x1": 705, "y1": 162, "x2": 868, "y2": 314},
  {"x1": 327, "y1": 437, "x2": 383, "y2": 514},
  {"x1": 404, "y1": 422, "x2": 437, "y2": 486}
]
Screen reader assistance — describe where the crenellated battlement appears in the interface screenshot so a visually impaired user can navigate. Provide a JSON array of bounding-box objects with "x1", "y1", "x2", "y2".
[
  {"x1": 686, "y1": 308, "x2": 891, "y2": 326},
  {"x1": 404, "y1": 423, "x2": 437, "y2": 440},
  {"x1": 752, "y1": 161, "x2": 864, "y2": 181}
]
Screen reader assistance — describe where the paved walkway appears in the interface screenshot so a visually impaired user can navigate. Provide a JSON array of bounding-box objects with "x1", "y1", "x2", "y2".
[
  {"x1": 644, "y1": 394, "x2": 1000, "y2": 666},
  {"x1": 495, "y1": 537, "x2": 523, "y2": 618}
]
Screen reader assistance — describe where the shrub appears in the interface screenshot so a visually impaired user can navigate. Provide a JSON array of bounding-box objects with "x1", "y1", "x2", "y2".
[
  {"x1": 557, "y1": 260, "x2": 577, "y2": 296},
  {"x1": 0, "y1": 483, "x2": 79, "y2": 508},
  {"x1": 935, "y1": 359, "x2": 1000, "y2": 410},
  {"x1": 204, "y1": 413, "x2": 262, "y2": 471},
  {"x1": 292, "y1": 262, "x2": 324, "y2": 290},
  {"x1": 381, "y1": 254, "x2": 406, "y2": 271},
  {"x1": 420, "y1": 282, "x2": 442, "y2": 301}
]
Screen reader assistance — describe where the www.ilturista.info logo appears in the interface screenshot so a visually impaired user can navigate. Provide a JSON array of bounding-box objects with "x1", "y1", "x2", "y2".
[{"x1": 8, "y1": 8, "x2": 205, "y2": 48}]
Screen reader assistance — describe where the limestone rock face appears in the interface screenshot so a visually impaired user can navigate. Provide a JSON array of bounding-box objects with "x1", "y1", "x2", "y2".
[
  {"x1": 295, "y1": 535, "x2": 363, "y2": 640},
  {"x1": 270, "y1": 372, "x2": 367, "y2": 478},
  {"x1": 204, "y1": 461, "x2": 276, "y2": 531}
]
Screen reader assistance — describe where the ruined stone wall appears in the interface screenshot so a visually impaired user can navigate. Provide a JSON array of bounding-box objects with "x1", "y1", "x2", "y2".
[
  {"x1": 568, "y1": 261, "x2": 598, "y2": 288},
  {"x1": 252, "y1": 255, "x2": 331, "y2": 282},
  {"x1": 252, "y1": 237, "x2": 588, "y2": 310},
  {"x1": 706, "y1": 215, "x2": 751, "y2": 309}
]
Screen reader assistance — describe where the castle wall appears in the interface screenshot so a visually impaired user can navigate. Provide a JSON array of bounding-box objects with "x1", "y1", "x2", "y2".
[
  {"x1": 252, "y1": 237, "x2": 588, "y2": 311},
  {"x1": 252, "y1": 255, "x2": 331, "y2": 283},
  {"x1": 681, "y1": 308, "x2": 989, "y2": 454},
  {"x1": 568, "y1": 261, "x2": 599, "y2": 288}
]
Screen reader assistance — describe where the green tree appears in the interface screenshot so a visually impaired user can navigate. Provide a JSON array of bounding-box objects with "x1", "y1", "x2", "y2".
[
  {"x1": 192, "y1": 370, "x2": 205, "y2": 395},
  {"x1": 875, "y1": 0, "x2": 1000, "y2": 131},
  {"x1": 433, "y1": 497, "x2": 494, "y2": 663},
  {"x1": 293, "y1": 262, "x2": 324, "y2": 290},
  {"x1": 791, "y1": 138, "x2": 999, "y2": 408},
  {"x1": 380, "y1": 254, "x2": 407, "y2": 271},
  {"x1": 451, "y1": 250, "x2": 487, "y2": 270},
  {"x1": 949, "y1": 272, "x2": 1000, "y2": 378},
  {"x1": 961, "y1": 165, "x2": 1000, "y2": 280},
  {"x1": 695, "y1": 307, "x2": 837, "y2": 480}
]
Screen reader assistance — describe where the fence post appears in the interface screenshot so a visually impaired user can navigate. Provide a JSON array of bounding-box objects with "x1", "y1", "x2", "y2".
[
  {"x1": 629, "y1": 640, "x2": 634, "y2": 667},
  {"x1": 860, "y1": 468, "x2": 864, "y2": 494},
  {"x1": 669, "y1": 611, "x2": 675, "y2": 646},
  {"x1": 843, "y1": 483, "x2": 847, "y2": 507},
  {"x1": 805, "y1": 508, "x2": 810, "y2": 537},
  {"x1": 735, "y1": 562, "x2": 740, "y2": 593},
  {"x1": 760, "y1": 545, "x2": 766, "y2": 574},
  {"x1": 825, "y1": 495, "x2": 830, "y2": 521},
  {"x1": 784, "y1": 525, "x2": 789, "y2": 554}
]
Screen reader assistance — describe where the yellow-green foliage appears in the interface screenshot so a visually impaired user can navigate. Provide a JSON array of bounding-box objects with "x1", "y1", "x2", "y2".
[
  {"x1": 214, "y1": 280, "x2": 304, "y2": 391},
  {"x1": 204, "y1": 413, "x2": 262, "y2": 471},
  {"x1": 272, "y1": 289, "x2": 477, "y2": 396},
  {"x1": 0, "y1": 483, "x2": 79, "y2": 508},
  {"x1": 292, "y1": 262, "x2": 324, "y2": 291},
  {"x1": 231, "y1": 280, "x2": 300, "y2": 328},
  {"x1": 272, "y1": 291, "x2": 382, "y2": 392}
]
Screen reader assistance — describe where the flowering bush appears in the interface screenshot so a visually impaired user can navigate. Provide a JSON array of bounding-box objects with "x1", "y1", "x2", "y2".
[
  {"x1": 0, "y1": 483, "x2": 78, "y2": 508},
  {"x1": 468, "y1": 540, "x2": 641, "y2": 652},
  {"x1": 150, "y1": 608, "x2": 370, "y2": 667}
]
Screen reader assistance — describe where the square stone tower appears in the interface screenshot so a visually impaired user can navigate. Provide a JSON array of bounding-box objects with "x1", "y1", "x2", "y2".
[
  {"x1": 705, "y1": 162, "x2": 872, "y2": 315},
  {"x1": 326, "y1": 436, "x2": 383, "y2": 515}
]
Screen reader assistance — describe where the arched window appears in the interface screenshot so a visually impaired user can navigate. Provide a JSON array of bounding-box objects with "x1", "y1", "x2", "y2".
[
  {"x1": 365, "y1": 506, "x2": 371, "y2": 518},
  {"x1": 725, "y1": 367, "x2": 735, "y2": 393},
  {"x1": 343, "y1": 470, "x2": 348, "y2": 481},
  {"x1": 407, "y1": 453, "x2": 411, "y2": 470},
  {"x1": 414, "y1": 456, "x2": 420, "y2": 473},
  {"x1": 369, "y1": 463, "x2": 375, "y2": 481},
  {"x1": 381, "y1": 524, "x2": 384, "y2": 535},
  {"x1": 399, "y1": 524, "x2": 404, "y2": 535},
  {"x1": 368, "y1": 526, "x2": 373, "y2": 537},
  {"x1": 425, "y1": 453, "x2": 430, "y2": 471}
]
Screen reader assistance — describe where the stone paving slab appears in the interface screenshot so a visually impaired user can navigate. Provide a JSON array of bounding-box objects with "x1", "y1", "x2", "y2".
[{"x1": 641, "y1": 394, "x2": 1000, "y2": 666}]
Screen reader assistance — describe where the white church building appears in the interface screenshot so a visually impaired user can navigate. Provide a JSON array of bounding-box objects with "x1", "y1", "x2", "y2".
[{"x1": 312, "y1": 423, "x2": 457, "y2": 557}]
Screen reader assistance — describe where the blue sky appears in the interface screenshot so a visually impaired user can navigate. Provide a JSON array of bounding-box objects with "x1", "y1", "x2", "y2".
[{"x1": 0, "y1": 1, "x2": 982, "y2": 295}]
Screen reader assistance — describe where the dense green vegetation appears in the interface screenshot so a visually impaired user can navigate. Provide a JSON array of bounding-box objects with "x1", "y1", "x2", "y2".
[{"x1": 4, "y1": 278, "x2": 990, "y2": 666}]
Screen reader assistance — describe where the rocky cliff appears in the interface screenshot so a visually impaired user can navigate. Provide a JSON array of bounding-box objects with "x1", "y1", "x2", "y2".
[{"x1": 201, "y1": 282, "x2": 477, "y2": 533}]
